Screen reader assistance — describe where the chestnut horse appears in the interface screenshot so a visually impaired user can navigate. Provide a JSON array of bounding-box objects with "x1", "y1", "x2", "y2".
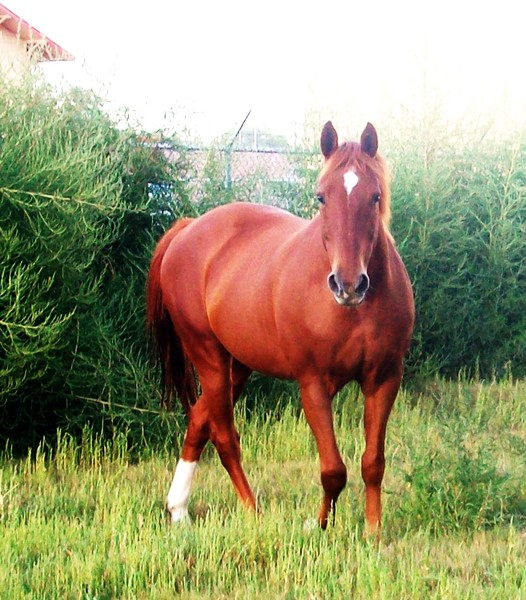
[{"x1": 147, "y1": 122, "x2": 414, "y2": 533}]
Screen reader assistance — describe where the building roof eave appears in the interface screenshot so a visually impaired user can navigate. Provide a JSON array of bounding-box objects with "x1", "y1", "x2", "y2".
[{"x1": 0, "y1": 3, "x2": 74, "y2": 62}]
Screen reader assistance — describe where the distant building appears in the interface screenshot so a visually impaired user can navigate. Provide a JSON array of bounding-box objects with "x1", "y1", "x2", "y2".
[{"x1": 0, "y1": 3, "x2": 73, "y2": 80}]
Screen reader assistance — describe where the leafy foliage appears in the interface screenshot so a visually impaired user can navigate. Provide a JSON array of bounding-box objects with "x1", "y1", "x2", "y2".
[
  {"x1": 199, "y1": 127, "x2": 526, "y2": 380},
  {"x1": 2, "y1": 73, "x2": 526, "y2": 452},
  {"x1": 0, "y1": 76, "x2": 190, "y2": 451},
  {"x1": 390, "y1": 130, "x2": 526, "y2": 378}
]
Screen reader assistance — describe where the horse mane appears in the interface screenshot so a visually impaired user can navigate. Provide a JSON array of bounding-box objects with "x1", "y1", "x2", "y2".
[{"x1": 320, "y1": 141, "x2": 392, "y2": 232}]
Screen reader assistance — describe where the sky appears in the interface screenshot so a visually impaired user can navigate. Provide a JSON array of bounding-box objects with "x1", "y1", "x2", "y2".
[{"x1": 6, "y1": 0, "x2": 526, "y2": 144}]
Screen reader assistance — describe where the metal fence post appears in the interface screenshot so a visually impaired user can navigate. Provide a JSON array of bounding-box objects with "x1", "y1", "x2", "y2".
[
  {"x1": 224, "y1": 110, "x2": 251, "y2": 191},
  {"x1": 224, "y1": 148, "x2": 232, "y2": 190}
]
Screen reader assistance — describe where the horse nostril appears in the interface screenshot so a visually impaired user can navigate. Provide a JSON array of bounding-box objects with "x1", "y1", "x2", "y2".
[
  {"x1": 355, "y1": 273, "x2": 369, "y2": 295},
  {"x1": 327, "y1": 273, "x2": 341, "y2": 294},
  {"x1": 328, "y1": 272, "x2": 369, "y2": 300}
]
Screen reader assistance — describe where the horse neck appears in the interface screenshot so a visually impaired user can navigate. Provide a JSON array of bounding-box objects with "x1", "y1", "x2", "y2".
[
  {"x1": 302, "y1": 214, "x2": 325, "y2": 259},
  {"x1": 369, "y1": 225, "x2": 394, "y2": 285}
]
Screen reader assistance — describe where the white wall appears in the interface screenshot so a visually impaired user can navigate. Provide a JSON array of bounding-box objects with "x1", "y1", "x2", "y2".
[{"x1": 0, "y1": 26, "x2": 30, "y2": 80}]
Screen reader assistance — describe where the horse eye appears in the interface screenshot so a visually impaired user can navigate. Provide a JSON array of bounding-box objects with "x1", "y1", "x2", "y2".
[
  {"x1": 372, "y1": 193, "x2": 381, "y2": 204},
  {"x1": 316, "y1": 194, "x2": 325, "y2": 204}
]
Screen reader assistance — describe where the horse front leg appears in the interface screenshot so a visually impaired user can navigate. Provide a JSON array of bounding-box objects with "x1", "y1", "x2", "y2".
[
  {"x1": 360, "y1": 374, "x2": 401, "y2": 536},
  {"x1": 300, "y1": 380, "x2": 347, "y2": 529}
]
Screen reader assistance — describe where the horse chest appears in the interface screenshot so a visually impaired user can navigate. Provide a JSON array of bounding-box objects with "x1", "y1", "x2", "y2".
[{"x1": 295, "y1": 299, "x2": 399, "y2": 376}]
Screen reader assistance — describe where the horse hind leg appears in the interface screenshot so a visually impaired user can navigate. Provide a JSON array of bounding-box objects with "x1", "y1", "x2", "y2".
[
  {"x1": 166, "y1": 394, "x2": 209, "y2": 523},
  {"x1": 206, "y1": 357, "x2": 256, "y2": 510},
  {"x1": 166, "y1": 350, "x2": 255, "y2": 523}
]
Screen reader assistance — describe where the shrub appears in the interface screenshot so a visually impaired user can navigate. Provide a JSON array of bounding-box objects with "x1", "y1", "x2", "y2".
[
  {"x1": 0, "y1": 76, "x2": 190, "y2": 451},
  {"x1": 3, "y1": 72, "x2": 526, "y2": 454},
  {"x1": 390, "y1": 129, "x2": 526, "y2": 378}
]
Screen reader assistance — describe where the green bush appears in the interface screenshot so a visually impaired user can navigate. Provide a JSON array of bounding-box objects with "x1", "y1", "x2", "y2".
[
  {"x1": 2, "y1": 73, "x2": 526, "y2": 453},
  {"x1": 199, "y1": 124, "x2": 526, "y2": 381},
  {"x1": 0, "y1": 76, "x2": 190, "y2": 451},
  {"x1": 390, "y1": 130, "x2": 526, "y2": 378}
]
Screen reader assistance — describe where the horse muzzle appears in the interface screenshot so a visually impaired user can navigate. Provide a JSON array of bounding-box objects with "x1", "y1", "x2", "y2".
[{"x1": 327, "y1": 271, "x2": 369, "y2": 307}]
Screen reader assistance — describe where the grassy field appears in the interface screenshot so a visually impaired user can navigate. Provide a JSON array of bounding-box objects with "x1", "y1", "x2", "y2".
[{"x1": 1, "y1": 378, "x2": 525, "y2": 599}]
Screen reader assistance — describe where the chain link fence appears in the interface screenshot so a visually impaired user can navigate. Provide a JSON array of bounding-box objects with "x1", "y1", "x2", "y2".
[{"x1": 166, "y1": 146, "x2": 322, "y2": 216}]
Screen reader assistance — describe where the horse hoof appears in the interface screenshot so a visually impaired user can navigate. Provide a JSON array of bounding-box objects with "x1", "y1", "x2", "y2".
[{"x1": 167, "y1": 506, "x2": 192, "y2": 526}]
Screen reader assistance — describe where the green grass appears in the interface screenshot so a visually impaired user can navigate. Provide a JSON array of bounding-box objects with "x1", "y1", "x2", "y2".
[{"x1": 1, "y1": 379, "x2": 525, "y2": 598}]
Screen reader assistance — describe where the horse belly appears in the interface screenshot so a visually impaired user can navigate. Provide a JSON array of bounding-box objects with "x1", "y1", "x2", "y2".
[
  {"x1": 206, "y1": 270, "x2": 294, "y2": 378},
  {"x1": 218, "y1": 320, "x2": 292, "y2": 378}
]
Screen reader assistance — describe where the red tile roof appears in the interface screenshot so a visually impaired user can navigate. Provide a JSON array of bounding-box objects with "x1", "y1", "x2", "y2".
[{"x1": 0, "y1": 3, "x2": 73, "y2": 61}]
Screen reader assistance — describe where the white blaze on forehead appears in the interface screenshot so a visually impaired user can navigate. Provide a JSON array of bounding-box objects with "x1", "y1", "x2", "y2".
[{"x1": 343, "y1": 169, "x2": 359, "y2": 195}]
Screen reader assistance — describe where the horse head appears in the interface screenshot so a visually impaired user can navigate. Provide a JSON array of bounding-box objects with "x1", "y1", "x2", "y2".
[{"x1": 317, "y1": 121, "x2": 391, "y2": 307}]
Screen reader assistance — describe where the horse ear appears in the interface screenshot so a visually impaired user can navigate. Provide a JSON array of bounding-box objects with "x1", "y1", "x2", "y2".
[
  {"x1": 360, "y1": 122, "x2": 378, "y2": 158},
  {"x1": 321, "y1": 121, "x2": 338, "y2": 158}
]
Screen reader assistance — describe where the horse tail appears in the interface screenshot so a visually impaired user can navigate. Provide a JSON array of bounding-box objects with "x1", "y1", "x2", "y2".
[{"x1": 146, "y1": 218, "x2": 197, "y2": 414}]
